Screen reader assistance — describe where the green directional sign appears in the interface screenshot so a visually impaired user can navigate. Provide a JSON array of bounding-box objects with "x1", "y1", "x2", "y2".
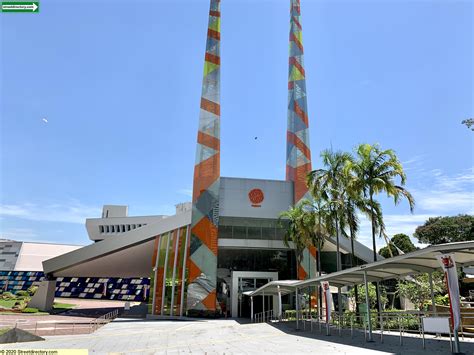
[{"x1": 1, "y1": 1, "x2": 39, "y2": 13}]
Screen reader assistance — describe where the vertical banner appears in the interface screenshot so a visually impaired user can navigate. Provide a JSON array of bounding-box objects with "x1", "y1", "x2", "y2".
[
  {"x1": 321, "y1": 281, "x2": 331, "y2": 322},
  {"x1": 437, "y1": 254, "x2": 461, "y2": 331}
]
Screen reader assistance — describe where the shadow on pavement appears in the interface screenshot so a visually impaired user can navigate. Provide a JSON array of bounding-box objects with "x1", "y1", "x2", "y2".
[
  {"x1": 268, "y1": 321, "x2": 474, "y2": 354},
  {"x1": 60, "y1": 307, "x2": 123, "y2": 318}
]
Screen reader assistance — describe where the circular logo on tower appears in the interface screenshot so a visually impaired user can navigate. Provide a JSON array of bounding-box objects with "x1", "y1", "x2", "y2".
[{"x1": 248, "y1": 188, "x2": 264, "y2": 207}]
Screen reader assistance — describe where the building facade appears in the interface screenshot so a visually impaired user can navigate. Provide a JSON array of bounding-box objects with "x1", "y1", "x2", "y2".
[
  {"x1": 0, "y1": 240, "x2": 150, "y2": 302},
  {"x1": 35, "y1": 0, "x2": 382, "y2": 317}
]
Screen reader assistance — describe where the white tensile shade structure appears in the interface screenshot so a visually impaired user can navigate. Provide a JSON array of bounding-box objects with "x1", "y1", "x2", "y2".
[{"x1": 249, "y1": 241, "x2": 474, "y2": 352}]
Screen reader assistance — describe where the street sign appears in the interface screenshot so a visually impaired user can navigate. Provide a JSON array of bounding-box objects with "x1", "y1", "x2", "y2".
[{"x1": 1, "y1": 2, "x2": 39, "y2": 13}]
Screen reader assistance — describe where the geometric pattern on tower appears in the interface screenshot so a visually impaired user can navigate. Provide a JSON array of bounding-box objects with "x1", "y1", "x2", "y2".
[
  {"x1": 186, "y1": 0, "x2": 221, "y2": 316},
  {"x1": 285, "y1": 0, "x2": 316, "y2": 280}
]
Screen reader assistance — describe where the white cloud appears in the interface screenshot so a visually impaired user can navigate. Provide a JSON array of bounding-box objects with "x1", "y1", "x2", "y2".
[
  {"x1": 0, "y1": 201, "x2": 101, "y2": 224},
  {"x1": 0, "y1": 228, "x2": 38, "y2": 240},
  {"x1": 414, "y1": 168, "x2": 474, "y2": 213},
  {"x1": 352, "y1": 167, "x2": 473, "y2": 251},
  {"x1": 178, "y1": 188, "x2": 193, "y2": 197},
  {"x1": 356, "y1": 213, "x2": 437, "y2": 251}
]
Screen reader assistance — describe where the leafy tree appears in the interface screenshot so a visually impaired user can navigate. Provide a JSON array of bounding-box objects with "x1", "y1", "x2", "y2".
[
  {"x1": 349, "y1": 283, "x2": 388, "y2": 309},
  {"x1": 414, "y1": 215, "x2": 474, "y2": 245},
  {"x1": 279, "y1": 204, "x2": 310, "y2": 274},
  {"x1": 397, "y1": 273, "x2": 445, "y2": 310},
  {"x1": 379, "y1": 233, "x2": 417, "y2": 258}
]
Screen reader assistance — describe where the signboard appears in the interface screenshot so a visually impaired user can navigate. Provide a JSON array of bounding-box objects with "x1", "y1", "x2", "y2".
[
  {"x1": 422, "y1": 317, "x2": 451, "y2": 334},
  {"x1": 248, "y1": 188, "x2": 264, "y2": 207},
  {"x1": 321, "y1": 281, "x2": 331, "y2": 322},
  {"x1": 437, "y1": 254, "x2": 461, "y2": 331}
]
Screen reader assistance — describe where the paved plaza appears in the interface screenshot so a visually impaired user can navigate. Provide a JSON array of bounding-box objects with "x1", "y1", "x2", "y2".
[{"x1": 1, "y1": 318, "x2": 474, "y2": 354}]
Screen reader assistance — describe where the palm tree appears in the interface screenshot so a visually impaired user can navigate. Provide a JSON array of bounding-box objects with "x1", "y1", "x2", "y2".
[
  {"x1": 307, "y1": 149, "x2": 352, "y2": 272},
  {"x1": 278, "y1": 204, "x2": 309, "y2": 277},
  {"x1": 346, "y1": 143, "x2": 415, "y2": 263},
  {"x1": 301, "y1": 197, "x2": 330, "y2": 277},
  {"x1": 301, "y1": 197, "x2": 330, "y2": 319},
  {"x1": 340, "y1": 174, "x2": 385, "y2": 312}
]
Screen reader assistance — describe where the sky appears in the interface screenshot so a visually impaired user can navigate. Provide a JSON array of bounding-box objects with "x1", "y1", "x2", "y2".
[{"x1": 1, "y1": 0, "x2": 472, "y2": 250}]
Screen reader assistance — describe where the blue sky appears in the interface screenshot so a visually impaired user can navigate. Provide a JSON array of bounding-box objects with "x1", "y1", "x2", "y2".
[{"x1": 1, "y1": 0, "x2": 472, "y2": 249}]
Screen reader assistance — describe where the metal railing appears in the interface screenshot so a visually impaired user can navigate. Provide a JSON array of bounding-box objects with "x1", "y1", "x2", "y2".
[
  {"x1": 274, "y1": 308, "x2": 474, "y2": 347},
  {"x1": 253, "y1": 310, "x2": 274, "y2": 323},
  {"x1": 0, "y1": 308, "x2": 120, "y2": 336}
]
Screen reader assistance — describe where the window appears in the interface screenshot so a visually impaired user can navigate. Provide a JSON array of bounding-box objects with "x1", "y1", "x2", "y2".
[
  {"x1": 218, "y1": 225, "x2": 233, "y2": 238},
  {"x1": 99, "y1": 226, "x2": 104, "y2": 233},
  {"x1": 233, "y1": 226, "x2": 246, "y2": 239},
  {"x1": 247, "y1": 226, "x2": 261, "y2": 239}
]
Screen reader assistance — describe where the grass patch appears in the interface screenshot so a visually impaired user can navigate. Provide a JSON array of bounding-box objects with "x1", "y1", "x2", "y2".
[
  {"x1": 53, "y1": 302, "x2": 76, "y2": 310},
  {"x1": 0, "y1": 299, "x2": 17, "y2": 309},
  {"x1": 0, "y1": 328, "x2": 11, "y2": 335}
]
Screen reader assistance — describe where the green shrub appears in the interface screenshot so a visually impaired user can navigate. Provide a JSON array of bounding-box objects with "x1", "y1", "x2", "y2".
[
  {"x1": 22, "y1": 307, "x2": 39, "y2": 313},
  {"x1": 27, "y1": 286, "x2": 38, "y2": 296},
  {"x1": 13, "y1": 300, "x2": 26, "y2": 308},
  {"x1": 15, "y1": 290, "x2": 30, "y2": 298},
  {"x1": 435, "y1": 294, "x2": 449, "y2": 306},
  {"x1": 1, "y1": 292, "x2": 15, "y2": 300}
]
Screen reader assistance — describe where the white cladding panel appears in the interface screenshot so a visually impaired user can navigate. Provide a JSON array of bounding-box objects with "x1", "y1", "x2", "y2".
[
  {"x1": 15, "y1": 243, "x2": 82, "y2": 271},
  {"x1": 219, "y1": 177, "x2": 293, "y2": 219}
]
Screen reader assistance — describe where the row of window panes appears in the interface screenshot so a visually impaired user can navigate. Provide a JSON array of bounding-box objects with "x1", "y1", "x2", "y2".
[
  {"x1": 218, "y1": 225, "x2": 286, "y2": 240},
  {"x1": 98, "y1": 223, "x2": 147, "y2": 234}
]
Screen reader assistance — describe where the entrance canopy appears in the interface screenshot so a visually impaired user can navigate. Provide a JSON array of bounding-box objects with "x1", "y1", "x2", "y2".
[
  {"x1": 245, "y1": 280, "x2": 301, "y2": 297},
  {"x1": 249, "y1": 241, "x2": 474, "y2": 295}
]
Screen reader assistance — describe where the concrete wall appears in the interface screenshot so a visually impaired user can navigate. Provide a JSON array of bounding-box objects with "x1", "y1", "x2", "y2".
[
  {"x1": 15, "y1": 243, "x2": 81, "y2": 272},
  {"x1": 219, "y1": 177, "x2": 293, "y2": 219}
]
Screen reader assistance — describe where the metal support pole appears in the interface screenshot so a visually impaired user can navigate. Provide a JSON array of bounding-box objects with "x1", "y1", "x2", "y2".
[
  {"x1": 251, "y1": 296, "x2": 254, "y2": 322},
  {"x1": 277, "y1": 285, "x2": 282, "y2": 321},
  {"x1": 296, "y1": 288, "x2": 299, "y2": 330},
  {"x1": 376, "y1": 282, "x2": 383, "y2": 342},
  {"x1": 262, "y1": 291, "x2": 265, "y2": 321},
  {"x1": 364, "y1": 271, "x2": 373, "y2": 342},
  {"x1": 454, "y1": 330, "x2": 461, "y2": 354},
  {"x1": 428, "y1": 272, "x2": 436, "y2": 316}
]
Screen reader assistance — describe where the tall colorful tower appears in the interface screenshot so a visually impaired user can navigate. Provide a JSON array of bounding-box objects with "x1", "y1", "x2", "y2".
[
  {"x1": 187, "y1": 0, "x2": 221, "y2": 316},
  {"x1": 286, "y1": 0, "x2": 316, "y2": 279}
]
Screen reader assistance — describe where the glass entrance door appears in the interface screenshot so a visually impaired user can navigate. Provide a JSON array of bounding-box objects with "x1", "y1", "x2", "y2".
[{"x1": 237, "y1": 277, "x2": 272, "y2": 318}]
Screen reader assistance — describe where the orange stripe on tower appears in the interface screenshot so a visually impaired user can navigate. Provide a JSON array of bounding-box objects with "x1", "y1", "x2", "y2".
[
  {"x1": 294, "y1": 101, "x2": 309, "y2": 126},
  {"x1": 294, "y1": 162, "x2": 312, "y2": 202},
  {"x1": 290, "y1": 57, "x2": 305, "y2": 77},
  {"x1": 205, "y1": 53, "x2": 220, "y2": 65},
  {"x1": 291, "y1": 33, "x2": 304, "y2": 52},
  {"x1": 201, "y1": 98, "x2": 220, "y2": 116},
  {"x1": 201, "y1": 290, "x2": 217, "y2": 310},
  {"x1": 198, "y1": 131, "x2": 220, "y2": 151},
  {"x1": 208, "y1": 29, "x2": 220, "y2": 40},
  {"x1": 191, "y1": 217, "x2": 218, "y2": 255},
  {"x1": 192, "y1": 153, "x2": 220, "y2": 202},
  {"x1": 187, "y1": 259, "x2": 202, "y2": 283},
  {"x1": 287, "y1": 131, "x2": 311, "y2": 160}
]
